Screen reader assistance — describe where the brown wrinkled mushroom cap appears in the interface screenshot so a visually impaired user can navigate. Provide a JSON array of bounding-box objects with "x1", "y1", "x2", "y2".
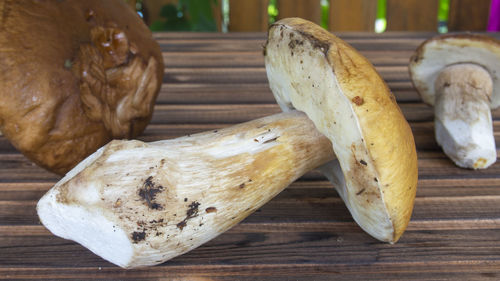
[{"x1": 0, "y1": 0, "x2": 164, "y2": 175}]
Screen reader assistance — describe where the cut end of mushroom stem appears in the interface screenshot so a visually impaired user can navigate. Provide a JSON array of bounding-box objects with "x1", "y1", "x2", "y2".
[
  {"x1": 434, "y1": 63, "x2": 496, "y2": 169},
  {"x1": 37, "y1": 111, "x2": 335, "y2": 268}
]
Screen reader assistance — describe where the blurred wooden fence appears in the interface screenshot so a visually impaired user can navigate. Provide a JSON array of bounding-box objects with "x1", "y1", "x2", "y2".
[{"x1": 135, "y1": 0, "x2": 491, "y2": 32}]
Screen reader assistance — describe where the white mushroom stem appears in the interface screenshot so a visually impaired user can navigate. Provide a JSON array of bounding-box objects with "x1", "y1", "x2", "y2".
[
  {"x1": 434, "y1": 63, "x2": 496, "y2": 169},
  {"x1": 37, "y1": 111, "x2": 335, "y2": 268}
]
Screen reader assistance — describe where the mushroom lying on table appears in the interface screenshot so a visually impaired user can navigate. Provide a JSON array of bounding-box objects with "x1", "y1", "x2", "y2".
[
  {"x1": 38, "y1": 112, "x2": 334, "y2": 268},
  {"x1": 409, "y1": 34, "x2": 500, "y2": 169},
  {"x1": 38, "y1": 18, "x2": 417, "y2": 268},
  {"x1": 0, "y1": 0, "x2": 163, "y2": 175}
]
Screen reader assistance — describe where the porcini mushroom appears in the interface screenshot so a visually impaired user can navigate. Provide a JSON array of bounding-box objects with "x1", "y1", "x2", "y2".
[
  {"x1": 409, "y1": 34, "x2": 500, "y2": 169},
  {"x1": 38, "y1": 111, "x2": 335, "y2": 268},
  {"x1": 265, "y1": 18, "x2": 418, "y2": 242},
  {"x1": 0, "y1": 0, "x2": 164, "y2": 174},
  {"x1": 37, "y1": 18, "x2": 417, "y2": 268}
]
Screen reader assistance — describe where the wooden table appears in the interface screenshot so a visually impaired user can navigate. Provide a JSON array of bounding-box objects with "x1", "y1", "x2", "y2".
[{"x1": 2, "y1": 32, "x2": 500, "y2": 280}]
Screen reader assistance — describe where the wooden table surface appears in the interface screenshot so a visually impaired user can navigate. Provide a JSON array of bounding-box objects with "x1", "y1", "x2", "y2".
[{"x1": 2, "y1": 32, "x2": 500, "y2": 280}]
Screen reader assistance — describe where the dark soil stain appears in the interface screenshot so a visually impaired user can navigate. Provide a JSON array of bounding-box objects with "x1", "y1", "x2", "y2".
[
  {"x1": 138, "y1": 176, "x2": 164, "y2": 210},
  {"x1": 177, "y1": 201, "x2": 200, "y2": 230}
]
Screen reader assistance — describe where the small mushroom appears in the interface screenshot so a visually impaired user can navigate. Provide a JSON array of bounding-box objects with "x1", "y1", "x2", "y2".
[
  {"x1": 37, "y1": 18, "x2": 417, "y2": 268},
  {"x1": 409, "y1": 34, "x2": 500, "y2": 169},
  {"x1": 265, "y1": 18, "x2": 418, "y2": 243},
  {"x1": 0, "y1": 0, "x2": 164, "y2": 174}
]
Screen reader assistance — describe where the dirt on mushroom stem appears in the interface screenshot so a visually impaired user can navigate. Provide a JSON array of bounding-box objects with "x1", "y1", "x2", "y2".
[
  {"x1": 409, "y1": 33, "x2": 500, "y2": 169},
  {"x1": 37, "y1": 111, "x2": 336, "y2": 268},
  {"x1": 434, "y1": 63, "x2": 496, "y2": 169}
]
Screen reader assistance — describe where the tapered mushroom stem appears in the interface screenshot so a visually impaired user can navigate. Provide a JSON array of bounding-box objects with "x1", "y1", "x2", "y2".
[
  {"x1": 434, "y1": 63, "x2": 496, "y2": 169},
  {"x1": 37, "y1": 111, "x2": 335, "y2": 268}
]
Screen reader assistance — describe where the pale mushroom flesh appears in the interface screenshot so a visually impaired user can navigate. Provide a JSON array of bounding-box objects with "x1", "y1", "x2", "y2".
[
  {"x1": 265, "y1": 18, "x2": 418, "y2": 243},
  {"x1": 38, "y1": 111, "x2": 335, "y2": 268},
  {"x1": 409, "y1": 34, "x2": 500, "y2": 169}
]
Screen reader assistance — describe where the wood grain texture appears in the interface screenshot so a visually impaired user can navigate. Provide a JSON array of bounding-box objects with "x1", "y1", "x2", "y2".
[
  {"x1": 229, "y1": 0, "x2": 269, "y2": 31},
  {"x1": 329, "y1": 0, "x2": 377, "y2": 31},
  {"x1": 448, "y1": 0, "x2": 490, "y2": 31},
  {"x1": 386, "y1": 0, "x2": 439, "y2": 31},
  {"x1": 2, "y1": 32, "x2": 500, "y2": 279},
  {"x1": 213, "y1": 0, "x2": 223, "y2": 32},
  {"x1": 277, "y1": 0, "x2": 322, "y2": 24}
]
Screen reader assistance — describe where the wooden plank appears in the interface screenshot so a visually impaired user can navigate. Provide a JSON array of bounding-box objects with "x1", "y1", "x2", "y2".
[
  {"x1": 0, "y1": 264, "x2": 499, "y2": 280},
  {"x1": 152, "y1": 31, "x2": 500, "y2": 42},
  {"x1": 155, "y1": 84, "x2": 419, "y2": 105},
  {"x1": 143, "y1": 103, "x2": 430, "y2": 125},
  {"x1": 276, "y1": 0, "x2": 322, "y2": 24},
  {"x1": 386, "y1": 0, "x2": 439, "y2": 31},
  {"x1": 3, "y1": 178, "x2": 500, "y2": 202},
  {"x1": 152, "y1": 31, "x2": 440, "y2": 40},
  {"x1": 229, "y1": 0, "x2": 269, "y2": 31},
  {"x1": 448, "y1": 0, "x2": 490, "y2": 31},
  {"x1": 2, "y1": 196, "x2": 500, "y2": 269},
  {"x1": 213, "y1": 0, "x2": 223, "y2": 32},
  {"x1": 3, "y1": 215, "x2": 500, "y2": 236},
  {"x1": 161, "y1": 65, "x2": 413, "y2": 87},
  {"x1": 2, "y1": 32, "x2": 500, "y2": 279},
  {"x1": 328, "y1": 0, "x2": 377, "y2": 31},
  {"x1": 3, "y1": 149, "x2": 500, "y2": 183},
  {"x1": 5, "y1": 187, "x2": 500, "y2": 225},
  {"x1": 161, "y1": 50, "x2": 416, "y2": 68},
  {"x1": 2, "y1": 226, "x2": 500, "y2": 273},
  {"x1": 3, "y1": 112, "x2": 500, "y2": 153},
  {"x1": 158, "y1": 37, "x2": 428, "y2": 52}
]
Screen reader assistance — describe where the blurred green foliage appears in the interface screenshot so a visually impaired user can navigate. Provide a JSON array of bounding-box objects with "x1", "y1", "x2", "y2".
[
  {"x1": 268, "y1": 0, "x2": 328, "y2": 29},
  {"x1": 268, "y1": 0, "x2": 278, "y2": 24},
  {"x1": 150, "y1": 0, "x2": 217, "y2": 31},
  {"x1": 438, "y1": 0, "x2": 450, "y2": 22},
  {"x1": 437, "y1": 0, "x2": 450, "y2": 33},
  {"x1": 375, "y1": 0, "x2": 387, "y2": 32},
  {"x1": 144, "y1": 0, "x2": 452, "y2": 33},
  {"x1": 376, "y1": 0, "x2": 386, "y2": 20},
  {"x1": 320, "y1": 0, "x2": 328, "y2": 29}
]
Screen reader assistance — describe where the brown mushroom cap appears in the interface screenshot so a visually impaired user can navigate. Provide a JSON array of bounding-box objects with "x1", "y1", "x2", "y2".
[
  {"x1": 0, "y1": 0, "x2": 164, "y2": 175},
  {"x1": 409, "y1": 33, "x2": 500, "y2": 108}
]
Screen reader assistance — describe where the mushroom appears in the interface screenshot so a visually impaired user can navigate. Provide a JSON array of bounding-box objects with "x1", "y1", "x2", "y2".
[
  {"x1": 265, "y1": 18, "x2": 418, "y2": 242},
  {"x1": 409, "y1": 34, "x2": 500, "y2": 169},
  {"x1": 37, "y1": 18, "x2": 417, "y2": 268},
  {"x1": 0, "y1": 0, "x2": 164, "y2": 175},
  {"x1": 38, "y1": 111, "x2": 335, "y2": 268}
]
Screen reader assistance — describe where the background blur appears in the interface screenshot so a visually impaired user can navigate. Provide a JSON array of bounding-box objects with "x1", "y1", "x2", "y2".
[{"x1": 126, "y1": 0, "x2": 495, "y2": 33}]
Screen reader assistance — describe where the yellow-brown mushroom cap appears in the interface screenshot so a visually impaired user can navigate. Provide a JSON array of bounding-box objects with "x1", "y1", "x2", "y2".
[{"x1": 265, "y1": 18, "x2": 418, "y2": 242}]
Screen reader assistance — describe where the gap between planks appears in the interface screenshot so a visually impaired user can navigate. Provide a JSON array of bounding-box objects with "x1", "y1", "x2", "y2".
[
  {"x1": 2, "y1": 218, "x2": 500, "y2": 237},
  {"x1": 2, "y1": 260, "x2": 500, "y2": 279}
]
